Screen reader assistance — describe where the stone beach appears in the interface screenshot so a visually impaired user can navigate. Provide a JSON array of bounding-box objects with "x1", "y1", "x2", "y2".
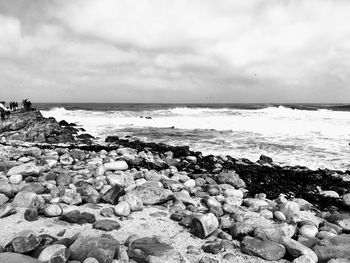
[{"x1": 1, "y1": 109, "x2": 350, "y2": 263}]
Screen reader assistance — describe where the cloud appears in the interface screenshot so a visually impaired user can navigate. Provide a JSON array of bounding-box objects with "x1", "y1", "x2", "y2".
[{"x1": 0, "y1": 0, "x2": 350, "y2": 102}]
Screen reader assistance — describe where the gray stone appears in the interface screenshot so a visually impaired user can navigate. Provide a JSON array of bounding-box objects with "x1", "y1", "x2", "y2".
[{"x1": 241, "y1": 236, "x2": 286, "y2": 261}]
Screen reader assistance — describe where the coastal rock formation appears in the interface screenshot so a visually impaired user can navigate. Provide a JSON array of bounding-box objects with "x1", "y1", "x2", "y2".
[{"x1": 0, "y1": 109, "x2": 80, "y2": 143}]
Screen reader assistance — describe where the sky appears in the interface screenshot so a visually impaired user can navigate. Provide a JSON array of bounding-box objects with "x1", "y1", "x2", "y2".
[{"x1": 0, "y1": 0, "x2": 350, "y2": 103}]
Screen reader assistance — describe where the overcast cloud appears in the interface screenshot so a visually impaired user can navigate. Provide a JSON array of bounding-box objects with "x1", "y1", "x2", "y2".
[{"x1": 0, "y1": 0, "x2": 349, "y2": 103}]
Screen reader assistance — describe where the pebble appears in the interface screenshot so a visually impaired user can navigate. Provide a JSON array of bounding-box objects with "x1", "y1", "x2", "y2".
[
  {"x1": 24, "y1": 208, "x2": 38, "y2": 221},
  {"x1": 44, "y1": 204, "x2": 63, "y2": 217}
]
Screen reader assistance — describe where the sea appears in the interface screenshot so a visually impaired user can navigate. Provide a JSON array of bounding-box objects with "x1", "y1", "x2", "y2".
[{"x1": 35, "y1": 103, "x2": 350, "y2": 171}]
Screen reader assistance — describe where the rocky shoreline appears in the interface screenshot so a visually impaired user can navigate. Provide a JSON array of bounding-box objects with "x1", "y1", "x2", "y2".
[{"x1": 0, "y1": 109, "x2": 350, "y2": 263}]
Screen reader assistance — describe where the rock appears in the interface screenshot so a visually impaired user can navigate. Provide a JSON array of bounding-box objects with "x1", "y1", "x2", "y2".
[
  {"x1": 76, "y1": 181, "x2": 101, "y2": 203},
  {"x1": 337, "y1": 218, "x2": 350, "y2": 232},
  {"x1": 241, "y1": 236, "x2": 286, "y2": 261},
  {"x1": 56, "y1": 173, "x2": 71, "y2": 186},
  {"x1": 274, "y1": 210, "x2": 287, "y2": 221},
  {"x1": 59, "y1": 153, "x2": 74, "y2": 165},
  {"x1": 128, "y1": 236, "x2": 175, "y2": 263},
  {"x1": 22, "y1": 182, "x2": 45, "y2": 194},
  {"x1": 9, "y1": 174, "x2": 22, "y2": 184},
  {"x1": 44, "y1": 204, "x2": 63, "y2": 217},
  {"x1": 342, "y1": 193, "x2": 350, "y2": 207},
  {"x1": 184, "y1": 179, "x2": 196, "y2": 188},
  {"x1": 114, "y1": 201, "x2": 131, "y2": 217},
  {"x1": 313, "y1": 234, "x2": 350, "y2": 262},
  {"x1": 120, "y1": 192, "x2": 143, "y2": 212},
  {"x1": 11, "y1": 230, "x2": 41, "y2": 253},
  {"x1": 0, "y1": 193, "x2": 9, "y2": 206},
  {"x1": 281, "y1": 237, "x2": 318, "y2": 262},
  {"x1": 60, "y1": 210, "x2": 96, "y2": 224},
  {"x1": 280, "y1": 201, "x2": 300, "y2": 221},
  {"x1": 292, "y1": 255, "x2": 317, "y2": 263},
  {"x1": 100, "y1": 207, "x2": 114, "y2": 217},
  {"x1": 254, "y1": 223, "x2": 296, "y2": 242},
  {"x1": 0, "y1": 203, "x2": 16, "y2": 218},
  {"x1": 299, "y1": 225, "x2": 319, "y2": 238},
  {"x1": 259, "y1": 154, "x2": 273, "y2": 164},
  {"x1": 61, "y1": 189, "x2": 82, "y2": 205},
  {"x1": 7, "y1": 163, "x2": 39, "y2": 177},
  {"x1": 83, "y1": 258, "x2": 99, "y2": 263},
  {"x1": 101, "y1": 184, "x2": 125, "y2": 205},
  {"x1": 24, "y1": 208, "x2": 38, "y2": 221},
  {"x1": 190, "y1": 213, "x2": 219, "y2": 239},
  {"x1": 93, "y1": 220, "x2": 120, "y2": 231},
  {"x1": 243, "y1": 198, "x2": 269, "y2": 210},
  {"x1": 69, "y1": 235, "x2": 120, "y2": 263},
  {"x1": 96, "y1": 165, "x2": 106, "y2": 177},
  {"x1": 199, "y1": 257, "x2": 219, "y2": 263},
  {"x1": 104, "y1": 161, "x2": 129, "y2": 171},
  {"x1": 133, "y1": 185, "x2": 174, "y2": 205},
  {"x1": 0, "y1": 181, "x2": 13, "y2": 197},
  {"x1": 216, "y1": 170, "x2": 246, "y2": 188},
  {"x1": 202, "y1": 240, "x2": 223, "y2": 254},
  {"x1": 12, "y1": 191, "x2": 44, "y2": 210},
  {"x1": 107, "y1": 172, "x2": 135, "y2": 188},
  {"x1": 322, "y1": 190, "x2": 340, "y2": 198},
  {"x1": 0, "y1": 252, "x2": 42, "y2": 263},
  {"x1": 38, "y1": 244, "x2": 70, "y2": 263}
]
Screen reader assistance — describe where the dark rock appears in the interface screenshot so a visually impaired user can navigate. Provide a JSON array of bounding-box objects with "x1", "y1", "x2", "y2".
[
  {"x1": 93, "y1": 220, "x2": 120, "y2": 231},
  {"x1": 57, "y1": 229, "x2": 66, "y2": 237},
  {"x1": 202, "y1": 240, "x2": 223, "y2": 254},
  {"x1": 58, "y1": 120, "x2": 70, "y2": 126},
  {"x1": 170, "y1": 213, "x2": 183, "y2": 221},
  {"x1": 259, "y1": 154, "x2": 273, "y2": 164},
  {"x1": 60, "y1": 210, "x2": 96, "y2": 224},
  {"x1": 101, "y1": 184, "x2": 125, "y2": 205},
  {"x1": 24, "y1": 208, "x2": 38, "y2": 221}
]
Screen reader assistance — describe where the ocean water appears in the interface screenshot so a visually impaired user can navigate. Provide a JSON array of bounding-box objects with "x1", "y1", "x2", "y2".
[{"x1": 36, "y1": 103, "x2": 350, "y2": 171}]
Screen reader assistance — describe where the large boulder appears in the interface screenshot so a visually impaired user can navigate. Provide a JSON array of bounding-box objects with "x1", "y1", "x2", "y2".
[
  {"x1": 11, "y1": 230, "x2": 41, "y2": 253},
  {"x1": 241, "y1": 236, "x2": 286, "y2": 261},
  {"x1": 38, "y1": 244, "x2": 70, "y2": 263},
  {"x1": 0, "y1": 252, "x2": 41, "y2": 263},
  {"x1": 69, "y1": 235, "x2": 120, "y2": 263},
  {"x1": 128, "y1": 236, "x2": 178, "y2": 263},
  {"x1": 254, "y1": 223, "x2": 296, "y2": 242},
  {"x1": 313, "y1": 234, "x2": 350, "y2": 262},
  {"x1": 7, "y1": 163, "x2": 39, "y2": 177},
  {"x1": 12, "y1": 191, "x2": 44, "y2": 210},
  {"x1": 281, "y1": 237, "x2": 318, "y2": 262}
]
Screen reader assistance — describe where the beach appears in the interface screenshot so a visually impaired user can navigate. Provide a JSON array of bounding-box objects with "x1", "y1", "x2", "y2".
[{"x1": 0, "y1": 107, "x2": 350, "y2": 263}]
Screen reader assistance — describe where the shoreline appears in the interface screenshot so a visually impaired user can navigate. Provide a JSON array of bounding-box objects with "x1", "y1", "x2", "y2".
[{"x1": 1, "y1": 109, "x2": 350, "y2": 262}]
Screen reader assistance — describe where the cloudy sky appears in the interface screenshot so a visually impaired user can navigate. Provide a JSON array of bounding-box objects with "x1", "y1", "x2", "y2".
[{"x1": 0, "y1": 0, "x2": 349, "y2": 103}]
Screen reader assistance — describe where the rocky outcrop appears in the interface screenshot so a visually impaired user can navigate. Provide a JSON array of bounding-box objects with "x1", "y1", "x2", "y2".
[{"x1": 0, "y1": 109, "x2": 79, "y2": 143}]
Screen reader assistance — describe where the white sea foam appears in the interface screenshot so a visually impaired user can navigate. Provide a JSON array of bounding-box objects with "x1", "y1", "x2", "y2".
[{"x1": 41, "y1": 106, "x2": 350, "y2": 170}]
